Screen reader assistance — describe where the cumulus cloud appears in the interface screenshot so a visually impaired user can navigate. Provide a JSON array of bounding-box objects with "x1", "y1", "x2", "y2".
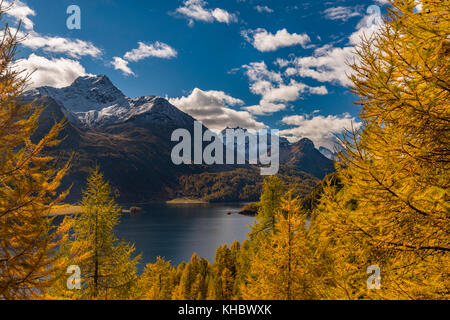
[
  {"x1": 280, "y1": 113, "x2": 361, "y2": 149},
  {"x1": 244, "y1": 61, "x2": 283, "y2": 84},
  {"x1": 4, "y1": 0, "x2": 35, "y2": 30},
  {"x1": 323, "y1": 6, "x2": 362, "y2": 22},
  {"x1": 211, "y1": 8, "x2": 237, "y2": 24},
  {"x1": 4, "y1": 1, "x2": 101, "y2": 59},
  {"x1": 242, "y1": 28, "x2": 311, "y2": 52},
  {"x1": 254, "y1": 5, "x2": 273, "y2": 13},
  {"x1": 277, "y1": 46, "x2": 356, "y2": 87},
  {"x1": 244, "y1": 102, "x2": 286, "y2": 116},
  {"x1": 124, "y1": 41, "x2": 178, "y2": 62},
  {"x1": 111, "y1": 57, "x2": 135, "y2": 76},
  {"x1": 111, "y1": 41, "x2": 177, "y2": 77},
  {"x1": 14, "y1": 54, "x2": 90, "y2": 89},
  {"x1": 2, "y1": 1, "x2": 98, "y2": 86},
  {"x1": 20, "y1": 32, "x2": 102, "y2": 59},
  {"x1": 175, "y1": 0, "x2": 238, "y2": 26},
  {"x1": 169, "y1": 88, "x2": 265, "y2": 131},
  {"x1": 275, "y1": 15, "x2": 383, "y2": 87},
  {"x1": 242, "y1": 61, "x2": 328, "y2": 115}
]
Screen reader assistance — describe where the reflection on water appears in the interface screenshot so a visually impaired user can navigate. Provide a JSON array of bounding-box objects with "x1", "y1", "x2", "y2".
[{"x1": 115, "y1": 203, "x2": 254, "y2": 271}]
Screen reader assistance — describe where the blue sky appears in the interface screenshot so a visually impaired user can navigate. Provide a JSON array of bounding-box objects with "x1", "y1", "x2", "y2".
[{"x1": 5, "y1": 0, "x2": 389, "y2": 149}]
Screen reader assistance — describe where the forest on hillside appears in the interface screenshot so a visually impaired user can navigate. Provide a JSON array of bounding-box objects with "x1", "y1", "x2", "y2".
[{"x1": 171, "y1": 166, "x2": 319, "y2": 202}]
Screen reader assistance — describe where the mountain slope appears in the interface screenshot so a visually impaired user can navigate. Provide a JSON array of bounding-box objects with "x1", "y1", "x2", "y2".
[
  {"x1": 24, "y1": 75, "x2": 195, "y2": 128},
  {"x1": 220, "y1": 127, "x2": 335, "y2": 179},
  {"x1": 280, "y1": 138, "x2": 335, "y2": 179},
  {"x1": 25, "y1": 75, "x2": 335, "y2": 202},
  {"x1": 24, "y1": 76, "x2": 203, "y2": 202}
]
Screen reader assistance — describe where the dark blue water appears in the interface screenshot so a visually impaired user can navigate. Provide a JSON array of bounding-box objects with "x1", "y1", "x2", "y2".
[{"x1": 115, "y1": 203, "x2": 254, "y2": 271}]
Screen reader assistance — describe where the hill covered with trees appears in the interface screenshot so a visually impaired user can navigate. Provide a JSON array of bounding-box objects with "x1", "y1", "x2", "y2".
[{"x1": 170, "y1": 166, "x2": 319, "y2": 202}]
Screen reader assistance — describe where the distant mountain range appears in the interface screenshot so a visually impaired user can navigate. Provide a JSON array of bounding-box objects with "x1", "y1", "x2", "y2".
[{"x1": 24, "y1": 75, "x2": 335, "y2": 203}]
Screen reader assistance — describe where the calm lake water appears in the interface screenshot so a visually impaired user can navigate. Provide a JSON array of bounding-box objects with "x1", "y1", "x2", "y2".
[{"x1": 114, "y1": 203, "x2": 254, "y2": 271}]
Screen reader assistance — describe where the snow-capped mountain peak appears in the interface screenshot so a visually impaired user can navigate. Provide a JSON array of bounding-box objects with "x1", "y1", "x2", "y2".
[
  {"x1": 24, "y1": 75, "x2": 195, "y2": 128},
  {"x1": 27, "y1": 75, "x2": 128, "y2": 114}
]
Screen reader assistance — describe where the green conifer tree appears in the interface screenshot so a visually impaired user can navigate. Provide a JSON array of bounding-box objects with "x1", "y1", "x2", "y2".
[{"x1": 55, "y1": 168, "x2": 140, "y2": 300}]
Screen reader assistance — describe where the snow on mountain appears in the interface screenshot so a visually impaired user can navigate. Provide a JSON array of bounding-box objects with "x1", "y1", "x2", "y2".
[
  {"x1": 219, "y1": 127, "x2": 291, "y2": 162},
  {"x1": 220, "y1": 127, "x2": 291, "y2": 149},
  {"x1": 24, "y1": 75, "x2": 195, "y2": 128},
  {"x1": 318, "y1": 147, "x2": 335, "y2": 161},
  {"x1": 26, "y1": 75, "x2": 128, "y2": 113}
]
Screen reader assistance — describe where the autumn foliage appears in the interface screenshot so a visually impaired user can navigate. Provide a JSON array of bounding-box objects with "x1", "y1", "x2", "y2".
[
  {"x1": 136, "y1": 0, "x2": 450, "y2": 300},
  {"x1": 0, "y1": 0, "x2": 448, "y2": 300},
  {"x1": 0, "y1": 6, "x2": 69, "y2": 299}
]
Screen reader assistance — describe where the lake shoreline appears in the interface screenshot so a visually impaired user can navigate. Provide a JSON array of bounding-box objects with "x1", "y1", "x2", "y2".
[
  {"x1": 49, "y1": 205, "x2": 139, "y2": 216},
  {"x1": 49, "y1": 201, "x2": 249, "y2": 216},
  {"x1": 166, "y1": 198, "x2": 209, "y2": 205},
  {"x1": 51, "y1": 202, "x2": 255, "y2": 268}
]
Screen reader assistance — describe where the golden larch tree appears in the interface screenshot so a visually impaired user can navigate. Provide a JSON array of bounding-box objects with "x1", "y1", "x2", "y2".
[
  {"x1": 0, "y1": 5, "x2": 69, "y2": 299},
  {"x1": 314, "y1": 0, "x2": 449, "y2": 299},
  {"x1": 243, "y1": 193, "x2": 317, "y2": 300},
  {"x1": 138, "y1": 257, "x2": 177, "y2": 300},
  {"x1": 54, "y1": 168, "x2": 140, "y2": 300}
]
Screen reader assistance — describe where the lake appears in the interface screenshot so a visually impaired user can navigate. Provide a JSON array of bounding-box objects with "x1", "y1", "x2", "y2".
[{"x1": 115, "y1": 203, "x2": 255, "y2": 271}]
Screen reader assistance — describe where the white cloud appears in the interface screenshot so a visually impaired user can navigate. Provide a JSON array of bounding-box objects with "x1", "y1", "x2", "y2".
[
  {"x1": 254, "y1": 5, "x2": 273, "y2": 13},
  {"x1": 280, "y1": 113, "x2": 361, "y2": 149},
  {"x1": 257, "y1": 80, "x2": 308, "y2": 102},
  {"x1": 211, "y1": 8, "x2": 236, "y2": 24},
  {"x1": 323, "y1": 6, "x2": 361, "y2": 22},
  {"x1": 275, "y1": 16, "x2": 383, "y2": 87},
  {"x1": 169, "y1": 88, "x2": 265, "y2": 131},
  {"x1": 111, "y1": 41, "x2": 177, "y2": 77},
  {"x1": 14, "y1": 54, "x2": 90, "y2": 89},
  {"x1": 111, "y1": 57, "x2": 135, "y2": 76},
  {"x1": 242, "y1": 61, "x2": 328, "y2": 115},
  {"x1": 4, "y1": 1, "x2": 101, "y2": 59},
  {"x1": 175, "y1": 0, "x2": 237, "y2": 25},
  {"x1": 277, "y1": 46, "x2": 356, "y2": 87},
  {"x1": 4, "y1": 0, "x2": 35, "y2": 30},
  {"x1": 20, "y1": 31, "x2": 102, "y2": 59},
  {"x1": 308, "y1": 86, "x2": 329, "y2": 95},
  {"x1": 244, "y1": 102, "x2": 286, "y2": 116},
  {"x1": 244, "y1": 61, "x2": 283, "y2": 83},
  {"x1": 242, "y1": 28, "x2": 311, "y2": 52},
  {"x1": 124, "y1": 41, "x2": 177, "y2": 62}
]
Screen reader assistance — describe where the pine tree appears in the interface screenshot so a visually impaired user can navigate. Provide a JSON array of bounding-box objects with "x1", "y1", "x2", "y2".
[
  {"x1": 172, "y1": 253, "x2": 209, "y2": 300},
  {"x1": 206, "y1": 274, "x2": 216, "y2": 300},
  {"x1": 233, "y1": 240, "x2": 251, "y2": 300},
  {"x1": 138, "y1": 257, "x2": 177, "y2": 300},
  {"x1": 210, "y1": 244, "x2": 237, "y2": 300},
  {"x1": 249, "y1": 176, "x2": 286, "y2": 240},
  {"x1": 314, "y1": 0, "x2": 449, "y2": 299},
  {"x1": 0, "y1": 6, "x2": 69, "y2": 299},
  {"x1": 243, "y1": 193, "x2": 316, "y2": 300},
  {"x1": 220, "y1": 268, "x2": 234, "y2": 300},
  {"x1": 55, "y1": 168, "x2": 140, "y2": 300}
]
